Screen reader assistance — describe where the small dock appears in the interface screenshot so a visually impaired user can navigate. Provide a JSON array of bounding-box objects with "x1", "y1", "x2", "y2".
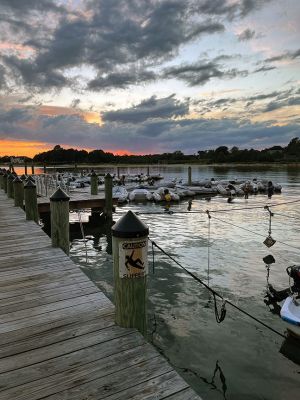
[
  {"x1": 0, "y1": 190, "x2": 201, "y2": 399},
  {"x1": 37, "y1": 191, "x2": 116, "y2": 213}
]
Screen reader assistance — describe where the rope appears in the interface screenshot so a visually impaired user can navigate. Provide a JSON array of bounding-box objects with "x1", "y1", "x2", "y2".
[
  {"x1": 210, "y1": 215, "x2": 300, "y2": 251},
  {"x1": 150, "y1": 239, "x2": 286, "y2": 339},
  {"x1": 135, "y1": 199, "x2": 300, "y2": 216}
]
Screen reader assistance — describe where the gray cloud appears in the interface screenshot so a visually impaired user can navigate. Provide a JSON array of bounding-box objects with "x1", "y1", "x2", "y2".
[
  {"x1": 265, "y1": 48, "x2": 300, "y2": 63},
  {"x1": 89, "y1": 69, "x2": 156, "y2": 90},
  {"x1": 238, "y1": 28, "x2": 256, "y2": 41},
  {"x1": 164, "y1": 61, "x2": 248, "y2": 86},
  {"x1": 102, "y1": 95, "x2": 189, "y2": 123},
  {"x1": 254, "y1": 65, "x2": 276, "y2": 73},
  {"x1": 0, "y1": 97, "x2": 298, "y2": 153},
  {"x1": 195, "y1": 0, "x2": 272, "y2": 19}
]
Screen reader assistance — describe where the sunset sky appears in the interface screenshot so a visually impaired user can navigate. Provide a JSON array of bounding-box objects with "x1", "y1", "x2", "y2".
[{"x1": 0, "y1": 0, "x2": 299, "y2": 157}]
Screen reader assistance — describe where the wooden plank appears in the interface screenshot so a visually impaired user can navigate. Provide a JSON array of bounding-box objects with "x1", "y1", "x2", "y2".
[
  {"x1": 0, "y1": 331, "x2": 144, "y2": 390},
  {"x1": 98, "y1": 370, "x2": 192, "y2": 400},
  {"x1": 166, "y1": 388, "x2": 202, "y2": 399},
  {"x1": 0, "y1": 190, "x2": 202, "y2": 400},
  {"x1": 0, "y1": 325, "x2": 137, "y2": 374},
  {"x1": 0, "y1": 284, "x2": 99, "y2": 315},
  {"x1": 0, "y1": 299, "x2": 113, "y2": 339},
  {"x1": 0, "y1": 308, "x2": 114, "y2": 355},
  {"x1": 0, "y1": 292, "x2": 107, "y2": 324},
  {"x1": 0, "y1": 347, "x2": 163, "y2": 400}
]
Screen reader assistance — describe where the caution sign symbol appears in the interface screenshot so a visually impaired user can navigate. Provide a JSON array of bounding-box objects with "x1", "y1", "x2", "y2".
[
  {"x1": 119, "y1": 239, "x2": 148, "y2": 278},
  {"x1": 125, "y1": 250, "x2": 144, "y2": 271}
]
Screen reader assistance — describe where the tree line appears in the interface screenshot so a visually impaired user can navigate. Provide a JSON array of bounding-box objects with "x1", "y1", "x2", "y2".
[{"x1": 1, "y1": 138, "x2": 300, "y2": 164}]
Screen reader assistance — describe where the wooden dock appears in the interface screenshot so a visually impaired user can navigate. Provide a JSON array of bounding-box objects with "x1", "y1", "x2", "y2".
[
  {"x1": 37, "y1": 191, "x2": 117, "y2": 213},
  {"x1": 0, "y1": 190, "x2": 202, "y2": 399}
]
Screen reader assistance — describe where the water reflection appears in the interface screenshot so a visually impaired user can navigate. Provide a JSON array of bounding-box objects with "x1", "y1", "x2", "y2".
[{"x1": 60, "y1": 165, "x2": 300, "y2": 399}]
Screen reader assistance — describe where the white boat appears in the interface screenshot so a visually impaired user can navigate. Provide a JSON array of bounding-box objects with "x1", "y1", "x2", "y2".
[
  {"x1": 112, "y1": 186, "x2": 128, "y2": 203},
  {"x1": 128, "y1": 188, "x2": 153, "y2": 201},
  {"x1": 216, "y1": 183, "x2": 237, "y2": 196},
  {"x1": 175, "y1": 185, "x2": 196, "y2": 198},
  {"x1": 281, "y1": 296, "x2": 300, "y2": 338},
  {"x1": 152, "y1": 187, "x2": 180, "y2": 202}
]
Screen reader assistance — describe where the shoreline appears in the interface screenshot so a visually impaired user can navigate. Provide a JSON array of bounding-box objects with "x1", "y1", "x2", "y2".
[{"x1": 2, "y1": 162, "x2": 300, "y2": 169}]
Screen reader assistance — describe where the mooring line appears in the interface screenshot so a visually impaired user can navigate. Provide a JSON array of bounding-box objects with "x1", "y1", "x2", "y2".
[{"x1": 150, "y1": 239, "x2": 286, "y2": 339}]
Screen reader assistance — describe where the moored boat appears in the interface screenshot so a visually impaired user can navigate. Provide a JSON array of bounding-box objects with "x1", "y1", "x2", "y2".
[{"x1": 128, "y1": 188, "x2": 153, "y2": 201}]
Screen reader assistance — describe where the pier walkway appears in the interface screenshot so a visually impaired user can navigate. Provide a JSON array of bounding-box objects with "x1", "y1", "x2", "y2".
[
  {"x1": 0, "y1": 190, "x2": 201, "y2": 400},
  {"x1": 37, "y1": 191, "x2": 115, "y2": 213}
]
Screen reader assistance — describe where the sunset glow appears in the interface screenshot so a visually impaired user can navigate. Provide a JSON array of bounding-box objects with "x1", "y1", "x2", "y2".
[{"x1": 0, "y1": 1, "x2": 299, "y2": 156}]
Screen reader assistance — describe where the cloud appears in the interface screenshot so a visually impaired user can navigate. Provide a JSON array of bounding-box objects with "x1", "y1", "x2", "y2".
[
  {"x1": 164, "y1": 61, "x2": 248, "y2": 86},
  {"x1": 265, "y1": 48, "x2": 300, "y2": 63},
  {"x1": 238, "y1": 28, "x2": 256, "y2": 41},
  {"x1": 88, "y1": 68, "x2": 156, "y2": 90},
  {"x1": 254, "y1": 65, "x2": 276, "y2": 73},
  {"x1": 102, "y1": 95, "x2": 189, "y2": 123},
  {"x1": 0, "y1": 1, "x2": 226, "y2": 91},
  {"x1": 195, "y1": 0, "x2": 272, "y2": 19},
  {"x1": 0, "y1": 97, "x2": 298, "y2": 154}
]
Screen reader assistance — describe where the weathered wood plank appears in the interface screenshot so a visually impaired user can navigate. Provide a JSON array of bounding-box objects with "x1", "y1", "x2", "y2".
[
  {"x1": 0, "y1": 312, "x2": 114, "y2": 358},
  {"x1": 0, "y1": 331, "x2": 145, "y2": 390},
  {"x1": 0, "y1": 190, "x2": 202, "y2": 400},
  {"x1": 1, "y1": 347, "x2": 162, "y2": 400}
]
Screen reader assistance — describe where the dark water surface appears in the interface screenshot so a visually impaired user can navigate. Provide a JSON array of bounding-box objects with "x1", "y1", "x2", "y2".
[{"x1": 60, "y1": 165, "x2": 300, "y2": 399}]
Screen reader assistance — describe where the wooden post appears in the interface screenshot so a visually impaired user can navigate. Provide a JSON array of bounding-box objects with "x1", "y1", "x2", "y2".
[
  {"x1": 13, "y1": 176, "x2": 24, "y2": 208},
  {"x1": 43, "y1": 164, "x2": 47, "y2": 173},
  {"x1": 24, "y1": 180, "x2": 39, "y2": 223},
  {"x1": 104, "y1": 173, "x2": 113, "y2": 219},
  {"x1": 24, "y1": 163, "x2": 28, "y2": 175},
  {"x1": 31, "y1": 164, "x2": 35, "y2": 175},
  {"x1": 0, "y1": 170, "x2": 4, "y2": 190},
  {"x1": 147, "y1": 166, "x2": 150, "y2": 176},
  {"x1": 117, "y1": 166, "x2": 120, "y2": 178},
  {"x1": 112, "y1": 210, "x2": 149, "y2": 335},
  {"x1": 3, "y1": 171, "x2": 8, "y2": 193},
  {"x1": 90, "y1": 171, "x2": 98, "y2": 195},
  {"x1": 7, "y1": 173, "x2": 15, "y2": 199},
  {"x1": 50, "y1": 188, "x2": 70, "y2": 255},
  {"x1": 188, "y1": 166, "x2": 192, "y2": 186}
]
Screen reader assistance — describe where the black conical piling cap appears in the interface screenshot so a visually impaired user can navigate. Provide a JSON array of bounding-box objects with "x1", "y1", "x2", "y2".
[
  {"x1": 13, "y1": 176, "x2": 22, "y2": 183},
  {"x1": 24, "y1": 179, "x2": 36, "y2": 189},
  {"x1": 8, "y1": 173, "x2": 15, "y2": 180},
  {"x1": 105, "y1": 173, "x2": 112, "y2": 178},
  {"x1": 50, "y1": 187, "x2": 70, "y2": 202},
  {"x1": 20, "y1": 174, "x2": 27, "y2": 181},
  {"x1": 112, "y1": 211, "x2": 149, "y2": 238},
  {"x1": 91, "y1": 170, "x2": 97, "y2": 177},
  {"x1": 27, "y1": 175, "x2": 35, "y2": 182}
]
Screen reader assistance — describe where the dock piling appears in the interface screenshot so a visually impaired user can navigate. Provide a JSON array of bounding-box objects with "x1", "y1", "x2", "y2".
[
  {"x1": 24, "y1": 163, "x2": 28, "y2": 175},
  {"x1": 24, "y1": 180, "x2": 39, "y2": 223},
  {"x1": 0, "y1": 170, "x2": 4, "y2": 190},
  {"x1": 90, "y1": 171, "x2": 98, "y2": 195},
  {"x1": 31, "y1": 164, "x2": 35, "y2": 175},
  {"x1": 13, "y1": 176, "x2": 24, "y2": 208},
  {"x1": 50, "y1": 187, "x2": 70, "y2": 255},
  {"x1": 3, "y1": 171, "x2": 8, "y2": 193},
  {"x1": 104, "y1": 173, "x2": 113, "y2": 219},
  {"x1": 7, "y1": 173, "x2": 15, "y2": 199},
  {"x1": 112, "y1": 210, "x2": 149, "y2": 336},
  {"x1": 188, "y1": 166, "x2": 192, "y2": 185}
]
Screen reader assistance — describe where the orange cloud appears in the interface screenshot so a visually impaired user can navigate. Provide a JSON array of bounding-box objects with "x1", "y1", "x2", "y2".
[
  {"x1": 0, "y1": 42, "x2": 35, "y2": 58},
  {"x1": 39, "y1": 105, "x2": 102, "y2": 126}
]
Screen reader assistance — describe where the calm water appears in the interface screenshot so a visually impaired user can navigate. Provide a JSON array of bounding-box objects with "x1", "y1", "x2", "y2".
[{"x1": 54, "y1": 165, "x2": 299, "y2": 399}]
